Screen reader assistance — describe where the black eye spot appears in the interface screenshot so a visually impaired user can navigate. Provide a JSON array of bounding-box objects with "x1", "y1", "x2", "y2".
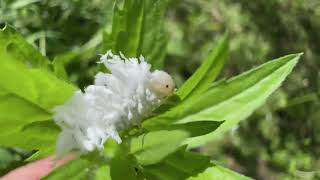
[{"x1": 166, "y1": 85, "x2": 169, "y2": 88}]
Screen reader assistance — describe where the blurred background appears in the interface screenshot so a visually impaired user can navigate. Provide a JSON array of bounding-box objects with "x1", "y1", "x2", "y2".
[{"x1": 0, "y1": 0, "x2": 319, "y2": 179}]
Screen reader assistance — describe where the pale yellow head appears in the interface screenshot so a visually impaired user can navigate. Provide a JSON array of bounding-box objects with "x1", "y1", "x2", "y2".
[{"x1": 149, "y1": 70, "x2": 175, "y2": 98}]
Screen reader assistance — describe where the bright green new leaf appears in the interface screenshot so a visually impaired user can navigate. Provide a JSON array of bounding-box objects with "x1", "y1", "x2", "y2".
[
  {"x1": 130, "y1": 130, "x2": 189, "y2": 165},
  {"x1": 177, "y1": 34, "x2": 229, "y2": 100},
  {"x1": 0, "y1": 63, "x2": 72, "y2": 153},
  {"x1": 0, "y1": 55, "x2": 76, "y2": 111},
  {"x1": 0, "y1": 26, "x2": 76, "y2": 128},
  {"x1": 143, "y1": 146, "x2": 211, "y2": 180},
  {"x1": 0, "y1": 25, "x2": 76, "y2": 110},
  {"x1": 0, "y1": 25, "x2": 76, "y2": 157},
  {"x1": 188, "y1": 163, "x2": 252, "y2": 180},
  {"x1": 103, "y1": 0, "x2": 168, "y2": 68}
]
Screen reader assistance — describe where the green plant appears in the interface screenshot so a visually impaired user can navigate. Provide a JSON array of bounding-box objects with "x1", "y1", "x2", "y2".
[{"x1": 0, "y1": 0, "x2": 302, "y2": 179}]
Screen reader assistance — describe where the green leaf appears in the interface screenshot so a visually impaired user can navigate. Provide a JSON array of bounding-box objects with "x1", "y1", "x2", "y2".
[
  {"x1": 94, "y1": 165, "x2": 112, "y2": 180},
  {"x1": 44, "y1": 157, "x2": 112, "y2": 180},
  {"x1": 0, "y1": 25, "x2": 76, "y2": 109},
  {"x1": 110, "y1": 156, "x2": 140, "y2": 180},
  {"x1": 43, "y1": 159, "x2": 92, "y2": 180},
  {"x1": 103, "y1": 0, "x2": 144, "y2": 57},
  {"x1": 0, "y1": 57, "x2": 76, "y2": 110},
  {"x1": 0, "y1": 26, "x2": 73, "y2": 153},
  {"x1": 181, "y1": 53, "x2": 302, "y2": 146},
  {"x1": 0, "y1": 121, "x2": 59, "y2": 158},
  {"x1": 52, "y1": 52, "x2": 78, "y2": 81},
  {"x1": 188, "y1": 163, "x2": 252, "y2": 180},
  {"x1": 177, "y1": 34, "x2": 229, "y2": 100},
  {"x1": 0, "y1": 25, "x2": 77, "y2": 143},
  {"x1": 0, "y1": 25, "x2": 50, "y2": 69},
  {"x1": 103, "y1": 0, "x2": 168, "y2": 68},
  {"x1": 144, "y1": 53, "x2": 302, "y2": 147},
  {"x1": 138, "y1": 0, "x2": 168, "y2": 68},
  {"x1": 0, "y1": 56, "x2": 75, "y2": 153},
  {"x1": 110, "y1": 148, "x2": 141, "y2": 180},
  {"x1": 0, "y1": 87, "x2": 52, "y2": 134},
  {"x1": 130, "y1": 130, "x2": 189, "y2": 165},
  {"x1": 143, "y1": 146, "x2": 211, "y2": 180},
  {"x1": 147, "y1": 121, "x2": 224, "y2": 138}
]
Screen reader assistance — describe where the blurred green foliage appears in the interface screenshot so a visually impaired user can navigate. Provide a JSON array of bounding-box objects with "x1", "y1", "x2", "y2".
[
  {"x1": 0, "y1": 0, "x2": 319, "y2": 179},
  {"x1": 165, "y1": 0, "x2": 320, "y2": 179}
]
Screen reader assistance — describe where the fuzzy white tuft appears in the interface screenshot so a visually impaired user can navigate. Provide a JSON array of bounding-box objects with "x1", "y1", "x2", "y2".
[{"x1": 52, "y1": 50, "x2": 175, "y2": 157}]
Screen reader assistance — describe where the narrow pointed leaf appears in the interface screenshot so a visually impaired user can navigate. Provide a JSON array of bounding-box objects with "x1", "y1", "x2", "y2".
[
  {"x1": 177, "y1": 34, "x2": 229, "y2": 100},
  {"x1": 182, "y1": 53, "x2": 302, "y2": 146},
  {"x1": 103, "y1": 0, "x2": 145, "y2": 57},
  {"x1": 103, "y1": 0, "x2": 168, "y2": 68},
  {"x1": 144, "y1": 53, "x2": 301, "y2": 147}
]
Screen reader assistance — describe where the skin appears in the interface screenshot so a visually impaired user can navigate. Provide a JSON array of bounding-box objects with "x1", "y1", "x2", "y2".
[{"x1": 1, "y1": 155, "x2": 73, "y2": 180}]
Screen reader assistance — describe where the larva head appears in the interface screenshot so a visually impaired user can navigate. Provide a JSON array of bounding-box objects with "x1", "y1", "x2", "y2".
[{"x1": 149, "y1": 70, "x2": 175, "y2": 98}]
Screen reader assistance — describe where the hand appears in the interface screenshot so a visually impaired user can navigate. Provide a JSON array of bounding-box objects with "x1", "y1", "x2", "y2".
[{"x1": 1, "y1": 155, "x2": 73, "y2": 180}]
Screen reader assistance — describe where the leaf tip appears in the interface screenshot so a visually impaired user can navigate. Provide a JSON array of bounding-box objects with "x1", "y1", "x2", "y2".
[
  {"x1": 219, "y1": 120, "x2": 226, "y2": 125},
  {"x1": 291, "y1": 52, "x2": 304, "y2": 65},
  {"x1": 291, "y1": 52, "x2": 304, "y2": 59},
  {"x1": 297, "y1": 52, "x2": 304, "y2": 57},
  {"x1": 0, "y1": 23, "x2": 7, "y2": 31}
]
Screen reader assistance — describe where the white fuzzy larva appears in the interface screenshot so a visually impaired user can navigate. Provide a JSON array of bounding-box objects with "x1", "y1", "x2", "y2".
[{"x1": 149, "y1": 70, "x2": 175, "y2": 98}]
